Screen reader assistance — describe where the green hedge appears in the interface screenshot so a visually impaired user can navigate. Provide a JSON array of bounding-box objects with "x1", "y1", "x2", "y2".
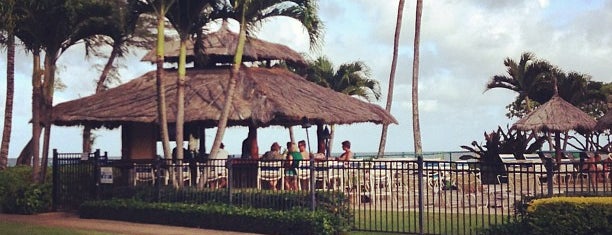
[
  {"x1": 0, "y1": 166, "x2": 52, "y2": 214},
  {"x1": 107, "y1": 186, "x2": 352, "y2": 229},
  {"x1": 526, "y1": 197, "x2": 612, "y2": 235},
  {"x1": 481, "y1": 197, "x2": 612, "y2": 235},
  {"x1": 80, "y1": 199, "x2": 345, "y2": 235}
]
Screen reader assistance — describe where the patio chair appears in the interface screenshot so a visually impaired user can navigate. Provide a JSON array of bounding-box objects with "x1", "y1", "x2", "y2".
[
  {"x1": 370, "y1": 160, "x2": 391, "y2": 202},
  {"x1": 133, "y1": 163, "x2": 155, "y2": 186},
  {"x1": 496, "y1": 154, "x2": 516, "y2": 192},
  {"x1": 198, "y1": 159, "x2": 228, "y2": 189},
  {"x1": 554, "y1": 158, "x2": 575, "y2": 185},
  {"x1": 313, "y1": 161, "x2": 343, "y2": 191},
  {"x1": 297, "y1": 160, "x2": 311, "y2": 190},
  {"x1": 257, "y1": 160, "x2": 284, "y2": 190},
  {"x1": 163, "y1": 163, "x2": 191, "y2": 186}
]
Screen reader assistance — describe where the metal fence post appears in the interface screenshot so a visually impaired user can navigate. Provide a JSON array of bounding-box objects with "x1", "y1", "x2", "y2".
[
  {"x1": 93, "y1": 149, "x2": 101, "y2": 200},
  {"x1": 52, "y1": 149, "x2": 59, "y2": 211},
  {"x1": 154, "y1": 158, "x2": 162, "y2": 202},
  {"x1": 227, "y1": 159, "x2": 233, "y2": 206},
  {"x1": 417, "y1": 154, "x2": 424, "y2": 235},
  {"x1": 310, "y1": 156, "x2": 315, "y2": 211},
  {"x1": 545, "y1": 157, "x2": 554, "y2": 197}
]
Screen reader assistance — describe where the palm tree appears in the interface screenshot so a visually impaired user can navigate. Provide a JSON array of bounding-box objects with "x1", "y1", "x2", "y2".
[
  {"x1": 378, "y1": 0, "x2": 404, "y2": 158},
  {"x1": 0, "y1": 0, "x2": 16, "y2": 170},
  {"x1": 301, "y1": 56, "x2": 381, "y2": 154},
  {"x1": 486, "y1": 52, "x2": 556, "y2": 118},
  {"x1": 82, "y1": 0, "x2": 155, "y2": 154},
  {"x1": 13, "y1": 0, "x2": 117, "y2": 182},
  {"x1": 146, "y1": 0, "x2": 175, "y2": 164},
  {"x1": 412, "y1": 1, "x2": 424, "y2": 233},
  {"x1": 412, "y1": 0, "x2": 423, "y2": 159},
  {"x1": 165, "y1": 0, "x2": 211, "y2": 187},
  {"x1": 208, "y1": 0, "x2": 323, "y2": 160}
]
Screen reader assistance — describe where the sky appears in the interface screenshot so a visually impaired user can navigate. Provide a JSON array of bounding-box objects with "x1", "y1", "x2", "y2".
[{"x1": 1, "y1": 0, "x2": 611, "y2": 157}]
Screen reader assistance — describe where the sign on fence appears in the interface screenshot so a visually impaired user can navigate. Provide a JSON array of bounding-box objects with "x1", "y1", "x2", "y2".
[{"x1": 100, "y1": 167, "x2": 113, "y2": 184}]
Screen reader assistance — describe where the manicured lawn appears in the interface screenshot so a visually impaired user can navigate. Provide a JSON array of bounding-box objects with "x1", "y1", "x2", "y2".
[
  {"x1": 352, "y1": 209, "x2": 510, "y2": 234},
  {"x1": 0, "y1": 221, "x2": 118, "y2": 235}
]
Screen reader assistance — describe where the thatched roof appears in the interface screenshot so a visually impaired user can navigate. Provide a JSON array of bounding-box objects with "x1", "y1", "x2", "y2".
[
  {"x1": 513, "y1": 95, "x2": 596, "y2": 133},
  {"x1": 141, "y1": 22, "x2": 306, "y2": 65},
  {"x1": 52, "y1": 67, "x2": 397, "y2": 128},
  {"x1": 595, "y1": 110, "x2": 612, "y2": 130}
]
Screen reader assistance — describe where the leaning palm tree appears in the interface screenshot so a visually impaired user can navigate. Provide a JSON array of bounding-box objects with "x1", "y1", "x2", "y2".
[
  {"x1": 378, "y1": 0, "x2": 404, "y2": 158},
  {"x1": 0, "y1": 0, "x2": 17, "y2": 170},
  {"x1": 301, "y1": 56, "x2": 381, "y2": 154},
  {"x1": 208, "y1": 0, "x2": 323, "y2": 160},
  {"x1": 82, "y1": 0, "x2": 155, "y2": 154},
  {"x1": 13, "y1": 0, "x2": 118, "y2": 182}
]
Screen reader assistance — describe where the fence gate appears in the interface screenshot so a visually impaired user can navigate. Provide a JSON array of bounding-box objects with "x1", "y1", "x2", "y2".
[{"x1": 52, "y1": 149, "x2": 100, "y2": 210}]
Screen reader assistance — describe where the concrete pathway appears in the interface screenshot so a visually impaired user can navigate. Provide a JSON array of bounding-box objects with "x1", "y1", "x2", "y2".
[{"x1": 0, "y1": 212, "x2": 260, "y2": 235}]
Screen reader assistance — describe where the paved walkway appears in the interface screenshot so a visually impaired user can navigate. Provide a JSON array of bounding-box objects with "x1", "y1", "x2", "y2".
[{"x1": 0, "y1": 212, "x2": 260, "y2": 235}]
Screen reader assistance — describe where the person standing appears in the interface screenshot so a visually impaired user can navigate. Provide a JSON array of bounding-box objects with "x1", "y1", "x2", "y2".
[
  {"x1": 284, "y1": 142, "x2": 302, "y2": 190},
  {"x1": 298, "y1": 140, "x2": 310, "y2": 160}
]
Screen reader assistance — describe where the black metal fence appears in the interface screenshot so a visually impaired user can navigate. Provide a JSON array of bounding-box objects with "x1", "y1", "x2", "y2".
[{"x1": 52, "y1": 149, "x2": 612, "y2": 234}]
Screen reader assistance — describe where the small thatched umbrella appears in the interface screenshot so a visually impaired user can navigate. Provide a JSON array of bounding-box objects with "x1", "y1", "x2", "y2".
[
  {"x1": 595, "y1": 110, "x2": 612, "y2": 131},
  {"x1": 52, "y1": 66, "x2": 396, "y2": 130},
  {"x1": 141, "y1": 21, "x2": 306, "y2": 66},
  {"x1": 513, "y1": 94, "x2": 596, "y2": 162}
]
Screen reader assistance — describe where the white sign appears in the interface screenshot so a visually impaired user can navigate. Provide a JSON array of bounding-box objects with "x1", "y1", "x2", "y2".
[{"x1": 100, "y1": 167, "x2": 113, "y2": 184}]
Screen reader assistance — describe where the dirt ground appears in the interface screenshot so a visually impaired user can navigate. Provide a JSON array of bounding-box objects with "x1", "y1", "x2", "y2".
[{"x1": 0, "y1": 212, "x2": 260, "y2": 235}]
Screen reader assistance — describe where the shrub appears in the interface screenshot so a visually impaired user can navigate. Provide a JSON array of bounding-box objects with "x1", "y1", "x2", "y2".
[
  {"x1": 0, "y1": 166, "x2": 52, "y2": 214},
  {"x1": 481, "y1": 196, "x2": 612, "y2": 235},
  {"x1": 80, "y1": 199, "x2": 345, "y2": 235},
  {"x1": 526, "y1": 197, "x2": 612, "y2": 235}
]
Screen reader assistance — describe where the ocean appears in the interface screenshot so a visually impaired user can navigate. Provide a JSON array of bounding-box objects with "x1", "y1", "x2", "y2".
[{"x1": 6, "y1": 151, "x2": 477, "y2": 167}]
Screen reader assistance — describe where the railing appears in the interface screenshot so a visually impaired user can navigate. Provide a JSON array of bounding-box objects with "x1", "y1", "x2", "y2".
[{"x1": 52, "y1": 150, "x2": 612, "y2": 234}]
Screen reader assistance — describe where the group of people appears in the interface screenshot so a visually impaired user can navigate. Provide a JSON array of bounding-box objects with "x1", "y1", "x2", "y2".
[
  {"x1": 581, "y1": 152, "x2": 612, "y2": 185},
  {"x1": 260, "y1": 140, "x2": 354, "y2": 191},
  {"x1": 172, "y1": 139, "x2": 355, "y2": 190}
]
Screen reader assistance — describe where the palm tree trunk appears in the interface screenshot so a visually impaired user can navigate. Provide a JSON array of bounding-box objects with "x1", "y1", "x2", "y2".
[
  {"x1": 329, "y1": 125, "x2": 336, "y2": 157},
  {"x1": 316, "y1": 124, "x2": 325, "y2": 154},
  {"x1": 174, "y1": 38, "x2": 187, "y2": 188},
  {"x1": 156, "y1": 2, "x2": 172, "y2": 163},
  {"x1": 0, "y1": 35, "x2": 15, "y2": 170},
  {"x1": 288, "y1": 126, "x2": 295, "y2": 144},
  {"x1": 248, "y1": 124, "x2": 259, "y2": 158},
  {"x1": 378, "y1": 0, "x2": 404, "y2": 158},
  {"x1": 41, "y1": 51, "x2": 59, "y2": 182},
  {"x1": 412, "y1": 0, "x2": 423, "y2": 157},
  {"x1": 31, "y1": 50, "x2": 43, "y2": 182},
  {"x1": 209, "y1": 9, "x2": 248, "y2": 160},
  {"x1": 83, "y1": 41, "x2": 122, "y2": 154}
]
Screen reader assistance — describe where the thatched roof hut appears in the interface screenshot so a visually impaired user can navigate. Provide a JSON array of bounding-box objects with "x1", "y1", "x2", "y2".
[
  {"x1": 141, "y1": 22, "x2": 306, "y2": 65},
  {"x1": 513, "y1": 95, "x2": 596, "y2": 133},
  {"x1": 52, "y1": 67, "x2": 397, "y2": 128},
  {"x1": 513, "y1": 94, "x2": 596, "y2": 162}
]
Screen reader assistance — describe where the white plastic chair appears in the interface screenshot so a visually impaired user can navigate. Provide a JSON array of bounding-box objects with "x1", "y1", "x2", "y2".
[
  {"x1": 370, "y1": 160, "x2": 391, "y2": 201},
  {"x1": 297, "y1": 160, "x2": 311, "y2": 190},
  {"x1": 133, "y1": 163, "x2": 155, "y2": 186},
  {"x1": 198, "y1": 159, "x2": 227, "y2": 188},
  {"x1": 257, "y1": 161, "x2": 284, "y2": 190}
]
